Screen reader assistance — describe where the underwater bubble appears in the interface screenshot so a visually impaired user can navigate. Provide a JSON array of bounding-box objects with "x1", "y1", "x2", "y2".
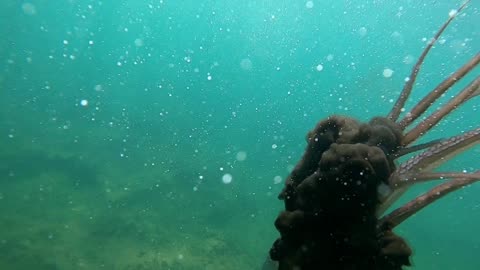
[
  {"x1": 236, "y1": 151, "x2": 247, "y2": 161},
  {"x1": 403, "y1": 54, "x2": 414, "y2": 64},
  {"x1": 306, "y1": 1, "x2": 314, "y2": 9},
  {"x1": 450, "y1": 39, "x2": 467, "y2": 54},
  {"x1": 287, "y1": 164, "x2": 294, "y2": 172},
  {"x1": 391, "y1": 31, "x2": 401, "y2": 38},
  {"x1": 357, "y1": 27, "x2": 367, "y2": 37},
  {"x1": 273, "y1": 176, "x2": 282, "y2": 184},
  {"x1": 391, "y1": 31, "x2": 403, "y2": 43},
  {"x1": 316, "y1": 64, "x2": 324, "y2": 72},
  {"x1": 22, "y1": 3, "x2": 36, "y2": 15},
  {"x1": 134, "y1": 38, "x2": 144, "y2": 47},
  {"x1": 222, "y1": 173, "x2": 233, "y2": 184},
  {"x1": 94, "y1": 84, "x2": 103, "y2": 91},
  {"x1": 382, "y1": 68, "x2": 394, "y2": 78},
  {"x1": 449, "y1": 9, "x2": 458, "y2": 18},
  {"x1": 240, "y1": 58, "x2": 253, "y2": 70},
  {"x1": 377, "y1": 183, "x2": 391, "y2": 198},
  {"x1": 80, "y1": 99, "x2": 88, "y2": 106}
]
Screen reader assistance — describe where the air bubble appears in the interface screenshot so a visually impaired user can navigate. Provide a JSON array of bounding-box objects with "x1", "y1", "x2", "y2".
[
  {"x1": 222, "y1": 174, "x2": 233, "y2": 184},
  {"x1": 383, "y1": 68, "x2": 394, "y2": 78}
]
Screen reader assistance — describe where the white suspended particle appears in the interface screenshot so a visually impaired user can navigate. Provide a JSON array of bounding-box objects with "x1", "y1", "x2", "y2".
[
  {"x1": 207, "y1": 74, "x2": 212, "y2": 80},
  {"x1": 222, "y1": 173, "x2": 233, "y2": 184},
  {"x1": 383, "y1": 68, "x2": 394, "y2": 78},
  {"x1": 80, "y1": 99, "x2": 88, "y2": 106},
  {"x1": 94, "y1": 84, "x2": 103, "y2": 91},
  {"x1": 306, "y1": 1, "x2": 314, "y2": 9},
  {"x1": 271, "y1": 144, "x2": 278, "y2": 149},
  {"x1": 316, "y1": 64, "x2": 324, "y2": 72},
  {"x1": 326, "y1": 54, "x2": 334, "y2": 61}
]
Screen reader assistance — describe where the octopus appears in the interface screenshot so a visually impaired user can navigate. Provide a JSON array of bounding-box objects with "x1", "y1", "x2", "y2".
[{"x1": 265, "y1": 1, "x2": 479, "y2": 269}]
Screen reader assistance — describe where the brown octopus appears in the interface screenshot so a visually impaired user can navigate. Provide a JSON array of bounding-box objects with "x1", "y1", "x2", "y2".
[{"x1": 267, "y1": 1, "x2": 479, "y2": 269}]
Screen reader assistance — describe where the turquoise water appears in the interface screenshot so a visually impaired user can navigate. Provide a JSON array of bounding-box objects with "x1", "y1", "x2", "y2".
[{"x1": 0, "y1": 0, "x2": 479, "y2": 269}]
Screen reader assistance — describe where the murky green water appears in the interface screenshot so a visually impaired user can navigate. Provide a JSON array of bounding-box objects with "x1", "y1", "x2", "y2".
[{"x1": 0, "y1": 1, "x2": 479, "y2": 269}]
